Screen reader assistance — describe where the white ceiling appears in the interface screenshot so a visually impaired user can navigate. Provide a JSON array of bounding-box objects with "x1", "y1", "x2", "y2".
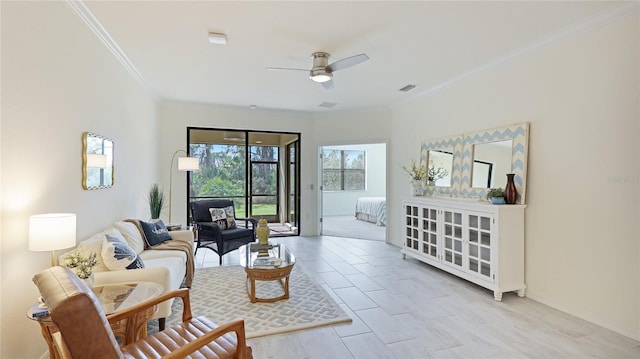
[{"x1": 84, "y1": 1, "x2": 620, "y2": 113}]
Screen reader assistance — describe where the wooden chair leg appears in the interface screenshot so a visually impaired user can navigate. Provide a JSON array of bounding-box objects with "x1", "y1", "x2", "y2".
[{"x1": 158, "y1": 318, "x2": 166, "y2": 331}]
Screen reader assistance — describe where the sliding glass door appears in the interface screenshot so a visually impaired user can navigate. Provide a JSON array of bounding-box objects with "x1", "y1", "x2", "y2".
[{"x1": 187, "y1": 128, "x2": 300, "y2": 236}]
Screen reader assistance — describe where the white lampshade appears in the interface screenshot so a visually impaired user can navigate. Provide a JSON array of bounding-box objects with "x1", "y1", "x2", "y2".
[
  {"x1": 29, "y1": 213, "x2": 76, "y2": 251},
  {"x1": 86, "y1": 153, "x2": 107, "y2": 168},
  {"x1": 178, "y1": 157, "x2": 199, "y2": 172}
]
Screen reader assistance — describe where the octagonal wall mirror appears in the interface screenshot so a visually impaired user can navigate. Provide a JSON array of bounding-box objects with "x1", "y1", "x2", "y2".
[{"x1": 82, "y1": 132, "x2": 114, "y2": 190}]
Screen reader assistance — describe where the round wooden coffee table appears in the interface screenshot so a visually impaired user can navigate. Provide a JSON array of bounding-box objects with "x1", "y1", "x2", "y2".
[{"x1": 239, "y1": 243, "x2": 296, "y2": 303}]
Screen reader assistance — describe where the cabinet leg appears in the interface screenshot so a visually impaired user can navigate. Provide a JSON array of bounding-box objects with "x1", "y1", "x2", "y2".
[
  {"x1": 493, "y1": 291, "x2": 503, "y2": 301},
  {"x1": 517, "y1": 288, "x2": 526, "y2": 297}
]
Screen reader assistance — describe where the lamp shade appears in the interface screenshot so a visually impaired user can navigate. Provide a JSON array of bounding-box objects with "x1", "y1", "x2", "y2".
[
  {"x1": 29, "y1": 213, "x2": 76, "y2": 251},
  {"x1": 86, "y1": 153, "x2": 108, "y2": 168},
  {"x1": 178, "y1": 157, "x2": 199, "y2": 172}
]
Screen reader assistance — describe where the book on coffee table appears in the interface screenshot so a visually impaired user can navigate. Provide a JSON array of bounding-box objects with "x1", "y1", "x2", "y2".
[{"x1": 253, "y1": 257, "x2": 282, "y2": 268}]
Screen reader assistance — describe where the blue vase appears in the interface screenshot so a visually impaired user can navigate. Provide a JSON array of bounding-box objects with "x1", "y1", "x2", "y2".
[{"x1": 491, "y1": 197, "x2": 505, "y2": 205}]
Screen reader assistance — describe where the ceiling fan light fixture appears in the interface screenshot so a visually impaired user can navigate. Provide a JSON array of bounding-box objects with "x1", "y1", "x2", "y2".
[{"x1": 310, "y1": 72, "x2": 332, "y2": 83}]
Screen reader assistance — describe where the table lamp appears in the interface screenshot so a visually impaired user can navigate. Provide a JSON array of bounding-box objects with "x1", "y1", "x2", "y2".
[{"x1": 29, "y1": 213, "x2": 77, "y2": 266}]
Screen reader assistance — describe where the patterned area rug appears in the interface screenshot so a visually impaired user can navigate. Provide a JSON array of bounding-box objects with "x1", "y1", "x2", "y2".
[{"x1": 151, "y1": 265, "x2": 351, "y2": 338}]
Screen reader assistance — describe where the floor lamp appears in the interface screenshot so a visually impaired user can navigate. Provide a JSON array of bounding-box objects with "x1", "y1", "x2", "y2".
[
  {"x1": 169, "y1": 150, "x2": 200, "y2": 224},
  {"x1": 29, "y1": 213, "x2": 77, "y2": 266}
]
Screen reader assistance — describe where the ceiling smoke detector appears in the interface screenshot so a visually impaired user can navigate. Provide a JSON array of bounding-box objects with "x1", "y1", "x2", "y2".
[{"x1": 208, "y1": 32, "x2": 227, "y2": 45}]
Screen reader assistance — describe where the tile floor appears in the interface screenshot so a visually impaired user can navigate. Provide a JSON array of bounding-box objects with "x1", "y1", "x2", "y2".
[{"x1": 194, "y1": 236, "x2": 640, "y2": 359}]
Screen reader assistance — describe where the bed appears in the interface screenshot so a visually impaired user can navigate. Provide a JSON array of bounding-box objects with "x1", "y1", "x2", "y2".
[{"x1": 355, "y1": 197, "x2": 386, "y2": 226}]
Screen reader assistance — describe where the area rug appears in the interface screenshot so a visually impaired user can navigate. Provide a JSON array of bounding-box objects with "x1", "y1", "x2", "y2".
[{"x1": 151, "y1": 265, "x2": 351, "y2": 338}]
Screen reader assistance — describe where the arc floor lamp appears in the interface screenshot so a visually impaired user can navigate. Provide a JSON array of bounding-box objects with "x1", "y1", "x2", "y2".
[{"x1": 169, "y1": 150, "x2": 200, "y2": 224}]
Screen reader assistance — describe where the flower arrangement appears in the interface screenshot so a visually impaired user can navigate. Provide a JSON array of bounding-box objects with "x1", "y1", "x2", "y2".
[
  {"x1": 428, "y1": 163, "x2": 449, "y2": 183},
  {"x1": 61, "y1": 251, "x2": 97, "y2": 279},
  {"x1": 401, "y1": 159, "x2": 426, "y2": 181}
]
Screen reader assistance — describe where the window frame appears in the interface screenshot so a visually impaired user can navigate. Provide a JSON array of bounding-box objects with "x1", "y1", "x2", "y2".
[{"x1": 322, "y1": 149, "x2": 366, "y2": 191}]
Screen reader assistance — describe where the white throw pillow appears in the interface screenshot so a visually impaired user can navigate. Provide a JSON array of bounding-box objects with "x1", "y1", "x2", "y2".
[
  {"x1": 112, "y1": 221, "x2": 145, "y2": 254},
  {"x1": 73, "y1": 232, "x2": 110, "y2": 272},
  {"x1": 101, "y1": 233, "x2": 145, "y2": 271},
  {"x1": 209, "y1": 208, "x2": 228, "y2": 230}
]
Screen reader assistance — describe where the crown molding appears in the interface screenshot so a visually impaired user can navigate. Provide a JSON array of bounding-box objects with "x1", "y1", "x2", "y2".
[
  {"x1": 392, "y1": 1, "x2": 639, "y2": 108},
  {"x1": 65, "y1": 0, "x2": 145, "y2": 84}
]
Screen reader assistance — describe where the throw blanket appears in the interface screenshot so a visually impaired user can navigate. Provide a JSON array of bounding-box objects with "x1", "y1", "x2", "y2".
[{"x1": 125, "y1": 219, "x2": 195, "y2": 288}]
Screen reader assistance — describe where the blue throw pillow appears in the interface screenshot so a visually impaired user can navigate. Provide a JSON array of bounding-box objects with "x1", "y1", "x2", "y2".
[
  {"x1": 101, "y1": 234, "x2": 145, "y2": 270},
  {"x1": 140, "y1": 220, "x2": 172, "y2": 247}
]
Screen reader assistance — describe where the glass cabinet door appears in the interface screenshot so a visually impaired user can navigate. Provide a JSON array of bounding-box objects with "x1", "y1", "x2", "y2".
[
  {"x1": 404, "y1": 205, "x2": 420, "y2": 251},
  {"x1": 467, "y1": 212, "x2": 493, "y2": 280},
  {"x1": 421, "y1": 207, "x2": 438, "y2": 258},
  {"x1": 443, "y1": 210, "x2": 463, "y2": 268}
]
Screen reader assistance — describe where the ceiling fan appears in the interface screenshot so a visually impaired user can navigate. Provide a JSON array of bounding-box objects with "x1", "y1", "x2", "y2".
[{"x1": 266, "y1": 52, "x2": 369, "y2": 89}]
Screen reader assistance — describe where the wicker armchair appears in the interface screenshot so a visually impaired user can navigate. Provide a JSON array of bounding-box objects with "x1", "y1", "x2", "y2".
[
  {"x1": 32, "y1": 266, "x2": 252, "y2": 359},
  {"x1": 190, "y1": 199, "x2": 257, "y2": 265}
]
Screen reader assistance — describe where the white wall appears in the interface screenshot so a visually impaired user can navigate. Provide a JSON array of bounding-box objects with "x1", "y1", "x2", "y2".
[
  {"x1": 389, "y1": 9, "x2": 639, "y2": 340},
  {"x1": 0, "y1": 2, "x2": 158, "y2": 357},
  {"x1": 157, "y1": 101, "x2": 316, "y2": 234},
  {"x1": 322, "y1": 143, "x2": 386, "y2": 216}
]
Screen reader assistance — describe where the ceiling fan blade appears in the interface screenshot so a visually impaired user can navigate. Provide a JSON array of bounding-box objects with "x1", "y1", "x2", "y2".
[
  {"x1": 327, "y1": 53, "x2": 369, "y2": 72},
  {"x1": 265, "y1": 67, "x2": 309, "y2": 72},
  {"x1": 321, "y1": 79, "x2": 335, "y2": 90}
]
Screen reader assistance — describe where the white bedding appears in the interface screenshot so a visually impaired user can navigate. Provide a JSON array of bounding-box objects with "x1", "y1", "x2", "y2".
[{"x1": 355, "y1": 197, "x2": 386, "y2": 226}]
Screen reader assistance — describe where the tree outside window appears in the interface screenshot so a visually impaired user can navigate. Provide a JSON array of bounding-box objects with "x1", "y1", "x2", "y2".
[{"x1": 322, "y1": 150, "x2": 366, "y2": 191}]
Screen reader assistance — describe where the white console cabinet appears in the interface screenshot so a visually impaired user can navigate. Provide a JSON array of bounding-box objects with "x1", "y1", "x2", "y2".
[{"x1": 402, "y1": 197, "x2": 526, "y2": 301}]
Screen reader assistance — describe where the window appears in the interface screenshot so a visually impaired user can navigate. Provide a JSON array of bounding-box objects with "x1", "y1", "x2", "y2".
[{"x1": 322, "y1": 150, "x2": 365, "y2": 191}]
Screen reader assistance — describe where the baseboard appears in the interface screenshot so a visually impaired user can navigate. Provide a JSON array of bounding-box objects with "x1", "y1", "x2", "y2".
[{"x1": 526, "y1": 291, "x2": 639, "y2": 342}]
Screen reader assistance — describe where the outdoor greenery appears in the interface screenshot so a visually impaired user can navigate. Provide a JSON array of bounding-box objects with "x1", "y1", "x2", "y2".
[
  {"x1": 322, "y1": 149, "x2": 366, "y2": 191},
  {"x1": 189, "y1": 143, "x2": 278, "y2": 216}
]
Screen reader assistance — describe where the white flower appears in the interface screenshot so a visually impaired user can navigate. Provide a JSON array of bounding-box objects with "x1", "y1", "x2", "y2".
[{"x1": 61, "y1": 251, "x2": 97, "y2": 279}]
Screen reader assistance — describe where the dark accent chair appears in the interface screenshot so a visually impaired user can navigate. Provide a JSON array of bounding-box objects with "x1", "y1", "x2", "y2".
[{"x1": 190, "y1": 199, "x2": 257, "y2": 265}]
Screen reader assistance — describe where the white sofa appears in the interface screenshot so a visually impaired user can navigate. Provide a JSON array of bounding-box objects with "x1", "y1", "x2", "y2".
[{"x1": 61, "y1": 220, "x2": 194, "y2": 326}]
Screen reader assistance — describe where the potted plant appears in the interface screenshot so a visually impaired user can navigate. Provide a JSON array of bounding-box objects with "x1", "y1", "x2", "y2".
[
  {"x1": 148, "y1": 183, "x2": 165, "y2": 220},
  {"x1": 486, "y1": 187, "x2": 505, "y2": 204},
  {"x1": 401, "y1": 159, "x2": 426, "y2": 195}
]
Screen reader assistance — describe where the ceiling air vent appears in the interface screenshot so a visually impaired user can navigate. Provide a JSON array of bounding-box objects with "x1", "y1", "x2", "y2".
[
  {"x1": 399, "y1": 84, "x2": 417, "y2": 92},
  {"x1": 319, "y1": 102, "x2": 338, "y2": 108}
]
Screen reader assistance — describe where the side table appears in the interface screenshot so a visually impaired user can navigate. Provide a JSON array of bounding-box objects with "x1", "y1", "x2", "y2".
[{"x1": 28, "y1": 281, "x2": 163, "y2": 357}]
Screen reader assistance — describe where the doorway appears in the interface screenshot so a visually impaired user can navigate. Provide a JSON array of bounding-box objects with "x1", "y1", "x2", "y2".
[
  {"x1": 320, "y1": 143, "x2": 387, "y2": 241},
  {"x1": 187, "y1": 128, "x2": 300, "y2": 236}
]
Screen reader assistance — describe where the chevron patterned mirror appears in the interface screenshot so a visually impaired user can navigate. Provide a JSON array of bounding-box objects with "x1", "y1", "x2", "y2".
[{"x1": 460, "y1": 122, "x2": 529, "y2": 204}]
